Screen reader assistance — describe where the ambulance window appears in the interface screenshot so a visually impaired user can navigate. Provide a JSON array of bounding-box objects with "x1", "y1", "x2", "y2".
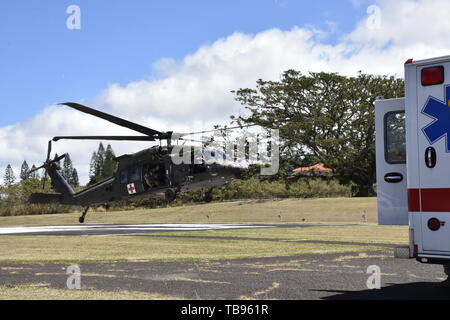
[{"x1": 385, "y1": 111, "x2": 406, "y2": 164}]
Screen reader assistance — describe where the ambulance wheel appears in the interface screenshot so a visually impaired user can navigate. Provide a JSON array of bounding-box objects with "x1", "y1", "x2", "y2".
[
  {"x1": 437, "y1": 265, "x2": 450, "y2": 286},
  {"x1": 444, "y1": 264, "x2": 450, "y2": 276},
  {"x1": 165, "y1": 188, "x2": 177, "y2": 202}
]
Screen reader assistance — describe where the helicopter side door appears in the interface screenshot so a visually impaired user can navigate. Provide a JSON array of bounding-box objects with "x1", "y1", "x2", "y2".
[{"x1": 119, "y1": 166, "x2": 145, "y2": 195}]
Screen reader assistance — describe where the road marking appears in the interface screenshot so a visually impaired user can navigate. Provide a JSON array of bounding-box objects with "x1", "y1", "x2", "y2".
[{"x1": 0, "y1": 224, "x2": 272, "y2": 235}]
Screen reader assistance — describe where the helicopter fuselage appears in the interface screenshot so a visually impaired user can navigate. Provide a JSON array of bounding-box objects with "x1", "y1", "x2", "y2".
[
  {"x1": 29, "y1": 145, "x2": 243, "y2": 207},
  {"x1": 27, "y1": 102, "x2": 247, "y2": 223}
]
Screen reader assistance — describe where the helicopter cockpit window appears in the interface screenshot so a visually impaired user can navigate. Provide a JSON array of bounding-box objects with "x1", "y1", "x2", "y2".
[
  {"x1": 120, "y1": 170, "x2": 128, "y2": 184},
  {"x1": 130, "y1": 167, "x2": 141, "y2": 182},
  {"x1": 203, "y1": 150, "x2": 227, "y2": 162}
]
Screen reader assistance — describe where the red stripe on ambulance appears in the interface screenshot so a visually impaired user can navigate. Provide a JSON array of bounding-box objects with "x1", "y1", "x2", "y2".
[
  {"x1": 408, "y1": 188, "x2": 450, "y2": 212},
  {"x1": 408, "y1": 188, "x2": 420, "y2": 212}
]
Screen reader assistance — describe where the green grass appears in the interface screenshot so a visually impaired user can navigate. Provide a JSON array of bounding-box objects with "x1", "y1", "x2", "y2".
[
  {"x1": 0, "y1": 197, "x2": 404, "y2": 264},
  {"x1": 0, "y1": 197, "x2": 404, "y2": 300},
  {"x1": 0, "y1": 283, "x2": 179, "y2": 300},
  {"x1": 0, "y1": 197, "x2": 377, "y2": 227},
  {"x1": 149, "y1": 224, "x2": 409, "y2": 245},
  {"x1": 0, "y1": 234, "x2": 389, "y2": 264}
]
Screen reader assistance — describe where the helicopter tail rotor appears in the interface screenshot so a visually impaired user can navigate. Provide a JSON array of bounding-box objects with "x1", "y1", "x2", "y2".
[{"x1": 28, "y1": 140, "x2": 66, "y2": 189}]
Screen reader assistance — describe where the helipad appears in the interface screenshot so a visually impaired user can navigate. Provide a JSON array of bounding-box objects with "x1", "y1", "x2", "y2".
[{"x1": 0, "y1": 223, "x2": 274, "y2": 236}]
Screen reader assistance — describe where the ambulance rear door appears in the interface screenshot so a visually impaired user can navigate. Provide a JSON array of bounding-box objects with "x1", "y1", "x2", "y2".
[
  {"x1": 375, "y1": 98, "x2": 408, "y2": 225},
  {"x1": 414, "y1": 57, "x2": 450, "y2": 254}
]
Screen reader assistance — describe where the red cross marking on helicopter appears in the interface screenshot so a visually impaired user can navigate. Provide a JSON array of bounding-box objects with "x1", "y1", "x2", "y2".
[{"x1": 127, "y1": 183, "x2": 136, "y2": 194}]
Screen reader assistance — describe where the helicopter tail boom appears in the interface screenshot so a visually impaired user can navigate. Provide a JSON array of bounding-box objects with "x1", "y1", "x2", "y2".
[
  {"x1": 45, "y1": 163, "x2": 75, "y2": 197},
  {"x1": 29, "y1": 192, "x2": 65, "y2": 205}
]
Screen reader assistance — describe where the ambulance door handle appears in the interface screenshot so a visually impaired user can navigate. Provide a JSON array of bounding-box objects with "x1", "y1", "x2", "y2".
[
  {"x1": 425, "y1": 147, "x2": 436, "y2": 168},
  {"x1": 384, "y1": 172, "x2": 403, "y2": 183}
]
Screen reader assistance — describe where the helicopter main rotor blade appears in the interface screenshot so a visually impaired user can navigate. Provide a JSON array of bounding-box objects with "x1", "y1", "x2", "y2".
[
  {"x1": 177, "y1": 124, "x2": 259, "y2": 137},
  {"x1": 53, "y1": 136, "x2": 157, "y2": 142},
  {"x1": 59, "y1": 102, "x2": 162, "y2": 138},
  {"x1": 177, "y1": 137, "x2": 207, "y2": 143},
  {"x1": 53, "y1": 135, "x2": 210, "y2": 144}
]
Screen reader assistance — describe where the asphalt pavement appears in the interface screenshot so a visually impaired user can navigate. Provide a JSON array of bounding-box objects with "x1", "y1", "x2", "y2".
[{"x1": 1, "y1": 252, "x2": 448, "y2": 299}]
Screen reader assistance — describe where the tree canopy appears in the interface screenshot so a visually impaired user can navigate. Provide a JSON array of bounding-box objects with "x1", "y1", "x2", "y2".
[
  {"x1": 88, "y1": 143, "x2": 117, "y2": 185},
  {"x1": 20, "y1": 161, "x2": 30, "y2": 181},
  {"x1": 61, "y1": 154, "x2": 79, "y2": 187},
  {"x1": 231, "y1": 70, "x2": 404, "y2": 196},
  {"x1": 3, "y1": 165, "x2": 15, "y2": 188}
]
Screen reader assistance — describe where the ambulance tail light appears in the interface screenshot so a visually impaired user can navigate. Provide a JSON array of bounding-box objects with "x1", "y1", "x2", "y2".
[
  {"x1": 427, "y1": 217, "x2": 442, "y2": 231},
  {"x1": 421, "y1": 66, "x2": 444, "y2": 86}
]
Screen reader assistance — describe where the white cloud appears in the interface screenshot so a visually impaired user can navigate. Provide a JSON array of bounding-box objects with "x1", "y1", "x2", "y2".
[{"x1": 2, "y1": 0, "x2": 450, "y2": 185}]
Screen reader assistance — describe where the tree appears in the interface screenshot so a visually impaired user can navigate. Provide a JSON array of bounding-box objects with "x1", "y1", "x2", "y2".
[
  {"x1": 232, "y1": 70, "x2": 404, "y2": 196},
  {"x1": 62, "y1": 154, "x2": 74, "y2": 181},
  {"x1": 4, "y1": 165, "x2": 16, "y2": 188},
  {"x1": 95, "y1": 143, "x2": 106, "y2": 177},
  {"x1": 103, "y1": 144, "x2": 117, "y2": 178},
  {"x1": 60, "y1": 153, "x2": 80, "y2": 187},
  {"x1": 88, "y1": 143, "x2": 114, "y2": 185},
  {"x1": 71, "y1": 168, "x2": 79, "y2": 187},
  {"x1": 20, "y1": 161, "x2": 30, "y2": 181},
  {"x1": 29, "y1": 165, "x2": 40, "y2": 180},
  {"x1": 89, "y1": 151, "x2": 98, "y2": 182}
]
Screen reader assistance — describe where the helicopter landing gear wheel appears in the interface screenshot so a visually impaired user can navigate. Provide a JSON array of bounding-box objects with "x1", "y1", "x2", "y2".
[
  {"x1": 79, "y1": 206, "x2": 89, "y2": 224},
  {"x1": 203, "y1": 188, "x2": 213, "y2": 203},
  {"x1": 165, "y1": 188, "x2": 177, "y2": 203}
]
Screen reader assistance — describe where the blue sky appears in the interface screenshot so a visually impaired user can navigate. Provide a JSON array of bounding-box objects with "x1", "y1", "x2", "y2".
[
  {"x1": 5, "y1": 0, "x2": 446, "y2": 183},
  {"x1": 0, "y1": 0, "x2": 366, "y2": 127}
]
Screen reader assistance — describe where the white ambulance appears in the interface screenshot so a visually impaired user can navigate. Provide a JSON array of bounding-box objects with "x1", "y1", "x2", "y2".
[{"x1": 376, "y1": 55, "x2": 450, "y2": 277}]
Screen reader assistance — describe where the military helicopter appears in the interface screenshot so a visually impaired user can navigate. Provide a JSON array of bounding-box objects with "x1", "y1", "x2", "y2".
[{"x1": 28, "y1": 102, "x2": 246, "y2": 223}]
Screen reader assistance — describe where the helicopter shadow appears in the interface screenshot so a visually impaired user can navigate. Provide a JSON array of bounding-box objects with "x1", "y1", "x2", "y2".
[{"x1": 316, "y1": 281, "x2": 450, "y2": 300}]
